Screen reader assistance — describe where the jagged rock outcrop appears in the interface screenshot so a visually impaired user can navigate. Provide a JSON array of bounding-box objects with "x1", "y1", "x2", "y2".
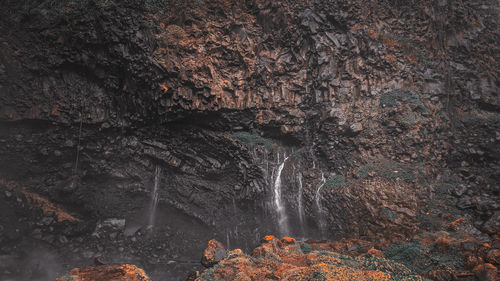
[{"x1": 201, "y1": 239, "x2": 226, "y2": 267}]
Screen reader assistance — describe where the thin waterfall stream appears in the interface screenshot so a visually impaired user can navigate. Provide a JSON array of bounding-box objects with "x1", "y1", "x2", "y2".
[
  {"x1": 250, "y1": 146, "x2": 330, "y2": 238},
  {"x1": 273, "y1": 156, "x2": 290, "y2": 236},
  {"x1": 315, "y1": 172, "x2": 327, "y2": 237},
  {"x1": 297, "y1": 172, "x2": 305, "y2": 237},
  {"x1": 147, "y1": 165, "x2": 161, "y2": 231}
]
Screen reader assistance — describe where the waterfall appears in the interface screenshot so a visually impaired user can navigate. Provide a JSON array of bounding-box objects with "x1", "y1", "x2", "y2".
[
  {"x1": 273, "y1": 156, "x2": 290, "y2": 236},
  {"x1": 310, "y1": 142, "x2": 317, "y2": 169},
  {"x1": 315, "y1": 172, "x2": 327, "y2": 238},
  {"x1": 226, "y1": 232, "x2": 231, "y2": 249},
  {"x1": 297, "y1": 172, "x2": 305, "y2": 237},
  {"x1": 147, "y1": 165, "x2": 161, "y2": 231}
]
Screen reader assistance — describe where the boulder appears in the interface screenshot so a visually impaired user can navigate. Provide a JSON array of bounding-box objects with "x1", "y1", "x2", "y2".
[
  {"x1": 55, "y1": 264, "x2": 150, "y2": 281},
  {"x1": 201, "y1": 239, "x2": 226, "y2": 267},
  {"x1": 473, "y1": 263, "x2": 498, "y2": 281}
]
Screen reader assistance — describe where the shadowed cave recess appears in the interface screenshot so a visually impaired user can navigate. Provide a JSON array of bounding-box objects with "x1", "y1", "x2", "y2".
[{"x1": 0, "y1": 0, "x2": 499, "y2": 280}]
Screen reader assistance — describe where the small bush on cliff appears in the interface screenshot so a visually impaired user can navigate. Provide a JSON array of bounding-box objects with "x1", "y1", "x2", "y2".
[
  {"x1": 384, "y1": 240, "x2": 464, "y2": 276},
  {"x1": 357, "y1": 164, "x2": 372, "y2": 180},
  {"x1": 227, "y1": 132, "x2": 274, "y2": 147},
  {"x1": 356, "y1": 159, "x2": 415, "y2": 183},
  {"x1": 198, "y1": 263, "x2": 222, "y2": 280},
  {"x1": 359, "y1": 256, "x2": 426, "y2": 280},
  {"x1": 418, "y1": 51, "x2": 433, "y2": 67},
  {"x1": 384, "y1": 242, "x2": 431, "y2": 274},
  {"x1": 317, "y1": 250, "x2": 337, "y2": 257},
  {"x1": 380, "y1": 89, "x2": 426, "y2": 111},
  {"x1": 60, "y1": 273, "x2": 77, "y2": 281},
  {"x1": 300, "y1": 241, "x2": 313, "y2": 254},
  {"x1": 325, "y1": 174, "x2": 347, "y2": 188},
  {"x1": 383, "y1": 208, "x2": 396, "y2": 221},
  {"x1": 310, "y1": 270, "x2": 327, "y2": 281}
]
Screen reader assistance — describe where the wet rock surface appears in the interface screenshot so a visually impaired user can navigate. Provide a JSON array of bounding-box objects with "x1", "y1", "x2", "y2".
[{"x1": 0, "y1": 0, "x2": 499, "y2": 280}]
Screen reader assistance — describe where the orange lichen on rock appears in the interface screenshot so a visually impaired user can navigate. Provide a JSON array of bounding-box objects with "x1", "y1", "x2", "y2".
[
  {"x1": 448, "y1": 217, "x2": 466, "y2": 231},
  {"x1": 196, "y1": 237, "x2": 426, "y2": 281},
  {"x1": 159, "y1": 83, "x2": 168, "y2": 92},
  {"x1": 282, "y1": 236, "x2": 296, "y2": 244},
  {"x1": 229, "y1": 249, "x2": 243, "y2": 256},
  {"x1": 264, "y1": 235, "x2": 275, "y2": 241},
  {"x1": 366, "y1": 248, "x2": 384, "y2": 258},
  {"x1": 434, "y1": 236, "x2": 451, "y2": 251},
  {"x1": 201, "y1": 239, "x2": 226, "y2": 267},
  {"x1": 23, "y1": 190, "x2": 79, "y2": 222},
  {"x1": 0, "y1": 179, "x2": 78, "y2": 222},
  {"x1": 288, "y1": 261, "x2": 393, "y2": 281},
  {"x1": 54, "y1": 264, "x2": 150, "y2": 281}
]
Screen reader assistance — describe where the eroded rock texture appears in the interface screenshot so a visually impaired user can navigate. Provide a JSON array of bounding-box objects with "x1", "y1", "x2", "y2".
[{"x1": 0, "y1": 0, "x2": 499, "y2": 280}]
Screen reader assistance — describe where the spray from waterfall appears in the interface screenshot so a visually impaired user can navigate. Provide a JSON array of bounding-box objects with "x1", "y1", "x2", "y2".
[
  {"x1": 147, "y1": 165, "x2": 161, "y2": 231},
  {"x1": 315, "y1": 172, "x2": 327, "y2": 238},
  {"x1": 273, "y1": 155, "x2": 290, "y2": 236},
  {"x1": 73, "y1": 113, "x2": 83, "y2": 175}
]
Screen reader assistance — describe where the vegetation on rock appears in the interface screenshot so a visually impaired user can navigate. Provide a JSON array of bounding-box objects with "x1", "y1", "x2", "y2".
[
  {"x1": 227, "y1": 132, "x2": 274, "y2": 148},
  {"x1": 55, "y1": 264, "x2": 150, "y2": 281},
  {"x1": 194, "y1": 236, "x2": 427, "y2": 281}
]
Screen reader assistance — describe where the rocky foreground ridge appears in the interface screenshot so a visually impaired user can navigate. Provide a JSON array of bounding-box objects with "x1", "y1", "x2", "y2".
[{"x1": 56, "y1": 233, "x2": 499, "y2": 281}]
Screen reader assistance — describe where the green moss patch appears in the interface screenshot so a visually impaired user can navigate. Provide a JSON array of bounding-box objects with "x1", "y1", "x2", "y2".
[
  {"x1": 227, "y1": 132, "x2": 274, "y2": 148},
  {"x1": 380, "y1": 89, "x2": 426, "y2": 111},
  {"x1": 325, "y1": 174, "x2": 348, "y2": 188},
  {"x1": 356, "y1": 159, "x2": 415, "y2": 183}
]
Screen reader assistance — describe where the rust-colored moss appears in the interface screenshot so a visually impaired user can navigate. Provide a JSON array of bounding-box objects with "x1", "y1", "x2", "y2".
[
  {"x1": 448, "y1": 217, "x2": 466, "y2": 232},
  {"x1": 264, "y1": 235, "x2": 275, "y2": 241},
  {"x1": 159, "y1": 83, "x2": 168, "y2": 92},
  {"x1": 282, "y1": 236, "x2": 297, "y2": 244},
  {"x1": 0, "y1": 179, "x2": 78, "y2": 222},
  {"x1": 55, "y1": 264, "x2": 150, "y2": 281},
  {"x1": 197, "y1": 237, "x2": 426, "y2": 281}
]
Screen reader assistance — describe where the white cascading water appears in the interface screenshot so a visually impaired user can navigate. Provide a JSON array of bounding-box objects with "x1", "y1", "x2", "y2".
[
  {"x1": 147, "y1": 165, "x2": 161, "y2": 230},
  {"x1": 273, "y1": 155, "x2": 290, "y2": 236},
  {"x1": 315, "y1": 172, "x2": 327, "y2": 237},
  {"x1": 297, "y1": 172, "x2": 305, "y2": 237}
]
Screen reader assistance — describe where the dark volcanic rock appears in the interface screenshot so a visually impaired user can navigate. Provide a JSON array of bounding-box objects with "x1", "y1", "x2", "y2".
[{"x1": 0, "y1": 0, "x2": 499, "y2": 280}]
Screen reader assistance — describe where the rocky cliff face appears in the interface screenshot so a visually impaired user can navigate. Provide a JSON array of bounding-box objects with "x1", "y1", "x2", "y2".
[{"x1": 0, "y1": 0, "x2": 499, "y2": 280}]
